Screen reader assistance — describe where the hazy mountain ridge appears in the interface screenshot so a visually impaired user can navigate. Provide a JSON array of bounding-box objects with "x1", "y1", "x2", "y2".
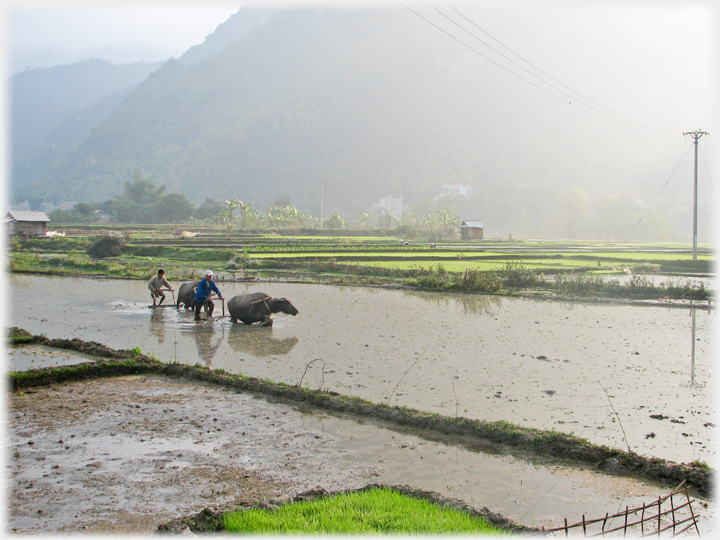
[
  {"x1": 11, "y1": 6, "x2": 706, "y2": 241},
  {"x1": 21, "y1": 8, "x2": 515, "y2": 210},
  {"x1": 178, "y1": 5, "x2": 277, "y2": 67},
  {"x1": 12, "y1": 58, "x2": 164, "y2": 158}
]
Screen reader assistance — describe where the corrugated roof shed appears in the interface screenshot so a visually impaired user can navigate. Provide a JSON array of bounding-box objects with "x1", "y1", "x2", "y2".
[
  {"x1": 6, "y1": 211, "x2": 50, "y2": 222},
  {"x1": 461, "y1": 220, "x2": 484, "y2": 228}
]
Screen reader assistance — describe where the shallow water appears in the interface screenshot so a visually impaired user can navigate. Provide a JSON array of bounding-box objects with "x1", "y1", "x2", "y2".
[{"x1": 8, "y1": 274, "x2": 715, "y2": 464}]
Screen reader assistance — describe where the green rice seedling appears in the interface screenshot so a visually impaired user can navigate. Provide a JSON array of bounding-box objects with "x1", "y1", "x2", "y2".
[{"x1": 223, "y1": 487, "x2": 509, "y2": 534}]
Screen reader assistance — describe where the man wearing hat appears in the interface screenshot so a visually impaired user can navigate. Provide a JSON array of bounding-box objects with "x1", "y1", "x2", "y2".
[{"x1": 194, "y1": 270, "x2": 224, "y2": 321}]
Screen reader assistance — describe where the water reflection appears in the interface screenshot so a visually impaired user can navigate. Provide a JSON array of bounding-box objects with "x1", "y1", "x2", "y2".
[
  {"x1": 404, "y1": 290, "x2": 501, "y2": 316},
  {"x1": 149, "y1": 307, "x2": 167, "y2": 343},
  {"x1": 227, "y1": 324, "x2": 299, "y2": 357},
  {"x1": 690, "y1": 309, "x2": 696, "y2": 386},
  {"x1": 193, "y1": 323, "x2": 226, "y2": 368}
]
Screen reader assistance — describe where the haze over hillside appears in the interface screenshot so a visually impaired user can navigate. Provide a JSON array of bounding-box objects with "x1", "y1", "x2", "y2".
[{"x1": 10, "y1": 4, "x2": 714, "y2": 240}]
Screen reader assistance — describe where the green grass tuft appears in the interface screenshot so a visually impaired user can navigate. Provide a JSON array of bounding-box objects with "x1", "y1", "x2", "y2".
[{"x1": 223, "y1": 487, "x2": 509, "y2": 534}]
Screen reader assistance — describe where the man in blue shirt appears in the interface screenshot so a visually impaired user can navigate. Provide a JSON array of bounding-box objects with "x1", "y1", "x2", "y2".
[{"x1": 194, "y1": 270, "x2": 223, "y2": 321}]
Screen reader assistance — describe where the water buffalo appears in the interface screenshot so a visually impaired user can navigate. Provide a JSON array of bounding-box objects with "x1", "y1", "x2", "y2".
[
  {"x1": 177, "y1": 280, "x2": 201, "y2": 310},
  {"x1": 227, "y1": 292, "x2": 298, "y2": 326}
]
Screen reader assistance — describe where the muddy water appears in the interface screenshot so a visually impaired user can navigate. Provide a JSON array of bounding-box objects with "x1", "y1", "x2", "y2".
[{"x1": 9, "y1": 274, "x2": 715, "y2": 465}]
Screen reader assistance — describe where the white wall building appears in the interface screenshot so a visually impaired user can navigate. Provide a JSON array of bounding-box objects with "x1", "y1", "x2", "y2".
[
  {"x1": 441, "y1": 183, "x2": 472, "y2": 196},
  {"x1": 373, "y1": 195, "x2": 404, "y2": 218}
]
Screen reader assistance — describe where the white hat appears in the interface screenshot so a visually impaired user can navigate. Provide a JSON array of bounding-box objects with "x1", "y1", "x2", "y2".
[{"x1": 205, "y1": 270, "x2": 214, "y2": 276}]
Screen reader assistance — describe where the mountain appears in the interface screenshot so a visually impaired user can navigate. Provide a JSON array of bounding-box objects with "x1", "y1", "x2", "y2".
[
  {"x1": 12, "y1": 5, "x2": 699, "y2": 240},
  {"x1": 17, "y1": 7, "x2": 527, "y2": 212},
  {"x1": 178, "y1": 5, "x2": 277, "y2": 67},
  {"x1": 11, "y1": 58, "x2": 163, "y2": 197}
]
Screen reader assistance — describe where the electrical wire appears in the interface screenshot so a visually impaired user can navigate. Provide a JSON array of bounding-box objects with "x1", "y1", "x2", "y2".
[
  {"x1": 401, "y1": 3, "x2": 673, "y2": 134},
  {"x1": 699, "y1": 146, "x2": 715, "y2": 196},
  {"x1": 441, "y1": 3, "x2": 672, "y2": 135},
  {"x1": 625, "y1": 145, "x2": 694, "y2": 242}
]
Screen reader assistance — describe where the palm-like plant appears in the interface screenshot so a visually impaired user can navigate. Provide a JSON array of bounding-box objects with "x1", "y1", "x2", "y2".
[{"x1": 324, "y1": 212, "x2": 345, "y2": 229}]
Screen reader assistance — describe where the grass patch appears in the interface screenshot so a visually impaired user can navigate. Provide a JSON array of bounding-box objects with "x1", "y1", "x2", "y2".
[{"x1": 223, "y1": 487, "x2": 509, "y2": 534}]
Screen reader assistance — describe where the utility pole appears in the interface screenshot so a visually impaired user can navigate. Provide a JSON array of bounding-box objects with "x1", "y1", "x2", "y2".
[
  {"x1": 320, "y1": 177, "x2": 324, "y2": 229},
  {"x1": 682, "y1": 130, "x2": 709, "y2": 260}
]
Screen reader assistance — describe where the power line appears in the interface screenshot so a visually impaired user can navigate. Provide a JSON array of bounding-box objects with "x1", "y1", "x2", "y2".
[
  {"x1": 625, "y1": 145, "x2": 694, "y2": 242},
  {"x1": 401, "y1": 3, "x2": 672, "y2": 134},
  {"x1": 441, "y1": 3, "x2": 672, "y2": 135}
]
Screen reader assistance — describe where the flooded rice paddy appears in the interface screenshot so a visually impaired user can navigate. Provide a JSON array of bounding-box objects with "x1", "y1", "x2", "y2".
[{"x1": 9, "y1": 274, "x2": 715, "y2": 465}]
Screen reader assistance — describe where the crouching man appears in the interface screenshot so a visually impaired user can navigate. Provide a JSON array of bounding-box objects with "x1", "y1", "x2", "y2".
[{"x1": 148, "y1": 268, "x2": 174, "y2": 307}]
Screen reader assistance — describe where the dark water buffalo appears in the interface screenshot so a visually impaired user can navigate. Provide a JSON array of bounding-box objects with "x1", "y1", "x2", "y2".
[
  {"x1": 177, "y1": 280, "x2": 201, "y2": 310},
  {"x1": 227, "y1": 292, "x2": 298, "y2": 326}
]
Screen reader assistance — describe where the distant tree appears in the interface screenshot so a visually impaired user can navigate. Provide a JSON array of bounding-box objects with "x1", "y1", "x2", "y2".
[
  {"x1": 117, "y1": 170, "x2": 166, "y2": 205},
  {"x1": 267, "y1": 205, "x2": 306, "y2": 228},
  {"x1": 273, "y1": 196, "x2": 291, "y2": 207},
  {"x1": 378, "y1": 207, "x2": 397, "y2": 230},
  {"x1": 87, "y1": 236, "x2": 124, "y2": 258},
  {"x1": 111, "y1": 171, "x2": 194, "y2": 223},
  {"x1": 355, "y1": 211, "x2": 374, "y2": 229},
  {"x1": 50, "y1": 202, "x2": 101, "y2": 223},
  {"x1": 397, "y1": 212, "x2": 420, "y2": 238},
  {"x1": 422, "y1": 213, "x2": 443, "y2": 240},
  {"x1": 553, "y1": 186, "x2": 590, "y2": 239},
  {"x1": 324, "y1": 212, "x2": 345, "y2": 229},
  {"x1": 591, "y1": 194, "x2": 639, "y2": 241},
  {"x1": 155, "y1": 193, "x2": 194, "y2": 223},
  {"x1": 73, "y1": 202, "x2": 93, "y2": 217},
  {"x1": 193, "y1": 197, "x2": 225, "y2": 220},
  {"x1": 435, "y1": 208, "x2": 458, "y2": 235}
]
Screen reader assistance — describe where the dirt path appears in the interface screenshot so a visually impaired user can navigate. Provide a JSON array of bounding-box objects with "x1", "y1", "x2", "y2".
[{"x1": 8, "y1": 373, "x2": 716, "y2": 535}]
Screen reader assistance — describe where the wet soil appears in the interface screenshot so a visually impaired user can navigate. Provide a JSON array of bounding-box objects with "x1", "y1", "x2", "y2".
[
  {"x1": 10, "y1": 275, "x2": 714, "y2": 466},
  {"x1": 9, "y1": 371, "x2": 716, "y2": 535}
]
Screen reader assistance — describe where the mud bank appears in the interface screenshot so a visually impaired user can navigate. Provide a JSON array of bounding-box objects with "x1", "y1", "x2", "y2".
[
  {"x1": 8, "y1": 329, "x2": 713, "y2": 498},
  {"x1": 12, "y1": 368, "x2": 714, "y2": 534}
]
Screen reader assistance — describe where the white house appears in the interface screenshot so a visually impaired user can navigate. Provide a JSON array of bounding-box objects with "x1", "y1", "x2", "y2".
[
  {"x1": 441, "y1": 184, "x2": 472, "y2": 196},
  {"x1": 372, "y1": 195, "x2": 404, "y2": 218}
]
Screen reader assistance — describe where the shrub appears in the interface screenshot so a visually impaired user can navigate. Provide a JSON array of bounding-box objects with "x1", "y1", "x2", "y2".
[
  {"x1": 87, "y1": 236, "x2": 125, "y2": 258},
  {"x1": 496, "y1": 261, "x2": 542, "y2": 290},
  {"x1": 458, "y1": 268, "x2": 503, "y2": 293}
]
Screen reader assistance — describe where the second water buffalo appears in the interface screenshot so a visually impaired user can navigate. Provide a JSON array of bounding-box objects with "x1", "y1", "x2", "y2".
[
  {"x1": 177, "y1": 280, "x2": 201, "y2": 310},
  {"x1": 227, "y1": 293, "x2": 298, "y2": 326}
]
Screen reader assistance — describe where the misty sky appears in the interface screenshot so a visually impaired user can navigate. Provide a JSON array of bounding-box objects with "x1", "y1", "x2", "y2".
[
  {"x1": 5, "y1": 0, "x2": 718, "y2": 226},
  {"x1": 7, "y1": 3, "x2": 242, "y2": 73}
]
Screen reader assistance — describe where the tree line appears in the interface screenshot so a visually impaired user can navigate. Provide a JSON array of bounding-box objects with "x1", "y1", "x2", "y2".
[{"x1": 48, "y1": 170, "x2": 681, "y2": 242}]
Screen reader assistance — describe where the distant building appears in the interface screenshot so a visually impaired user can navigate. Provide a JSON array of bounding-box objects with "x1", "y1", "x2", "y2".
[
  {"x1": 56, "y1": 201, "x2": 78, "y2": 212},
  {"x1": 372, "y1": 195, "x2": 405, "y2": 219},
  {"x1": 441, "y1": 184, "x2": 472, "y2": 196},
  {"x1": 459, "y1": 220, "x2": 484, "y2": 239},
  {"x1": 10, "y1": 201, "x2": 31, "y2": 211},
  {"x1": 5, "y1": 210, "x2": 50, "y2": 237},
  {"x1": 94, "y1": 210, "x2": 112, "y2": 223}
]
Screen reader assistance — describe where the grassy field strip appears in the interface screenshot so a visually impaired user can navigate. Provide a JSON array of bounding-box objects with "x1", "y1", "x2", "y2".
[
  {"x1": 245, "y1": 250, "x2": 710, "y2": 261},
  {"x1": 351, "y1": 259, "x2": 606, "y2": 272},
  {"x1": 248, "y1": 251, "x2": 505, "y2": 259}
]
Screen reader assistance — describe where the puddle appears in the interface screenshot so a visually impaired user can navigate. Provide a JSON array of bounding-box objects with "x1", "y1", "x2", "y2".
[{"x1": 8, "y1": 274, "x2": 715, "y2": 464}]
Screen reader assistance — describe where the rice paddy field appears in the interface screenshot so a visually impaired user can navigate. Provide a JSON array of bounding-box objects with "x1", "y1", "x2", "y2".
[{"x1": 10, "y1": 226, "x2": 713, "y2": 291}]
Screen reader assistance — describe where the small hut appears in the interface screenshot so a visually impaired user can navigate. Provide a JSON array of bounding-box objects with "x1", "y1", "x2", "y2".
[
  {"x1": 459, "y1": 220, "x2": 484, "y2": 239},
  {"x1": 5, "y1": 211, "x2": 50, "y2": 237}
]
